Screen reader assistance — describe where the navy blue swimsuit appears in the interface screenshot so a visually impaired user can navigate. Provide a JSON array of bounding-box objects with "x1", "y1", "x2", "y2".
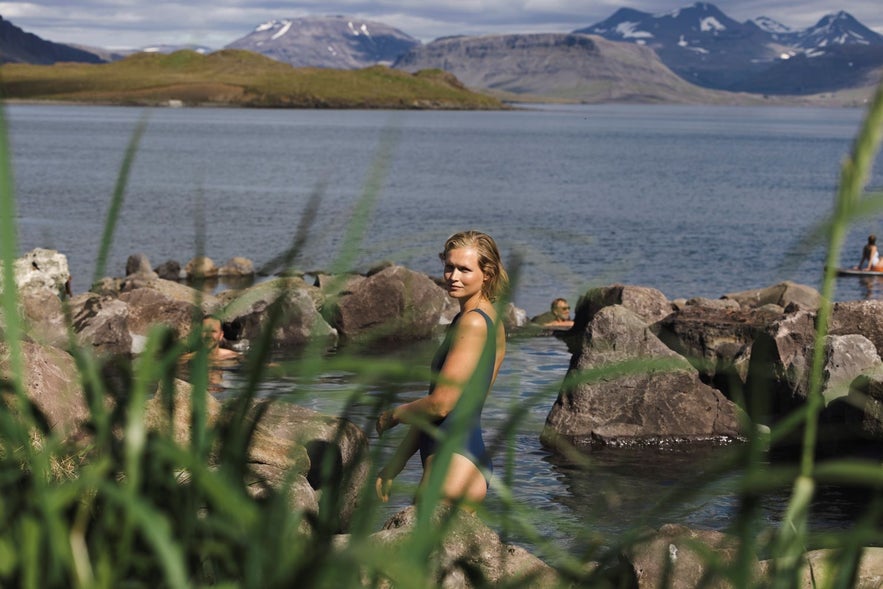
[{"x1": 418, "y1": 308, "x2": 496, "y2": 484}]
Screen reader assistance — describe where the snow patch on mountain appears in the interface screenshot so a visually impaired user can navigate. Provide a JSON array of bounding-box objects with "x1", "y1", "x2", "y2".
[
  {"x1": 271, "y1": 21, "x2": 291, "y2": 41},
  {"x1": 700, "y1": 17, "x2": 725, "y2": 32},
  {"x1": 348, "y1": 21, "x2": 371, "y2": 37},
  {"x1": 752, "y1": 16, "x2": 792, "y2": 34},
  {"x1": 616, "y1": 22, "x2": 653, "y2": 39}
]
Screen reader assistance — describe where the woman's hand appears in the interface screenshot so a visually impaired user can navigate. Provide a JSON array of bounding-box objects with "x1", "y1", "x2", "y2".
[
  {"x1": 376, "y1": 409, "x2": 397, "y2": 436},
  {"x1": 375, "y1": 474, "x2": 393, "y2": 502}
]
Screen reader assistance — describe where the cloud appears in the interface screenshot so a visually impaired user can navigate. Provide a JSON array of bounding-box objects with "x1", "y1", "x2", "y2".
[{"x1": 2, "y1": 1, "x2": 881, "y2": 50}]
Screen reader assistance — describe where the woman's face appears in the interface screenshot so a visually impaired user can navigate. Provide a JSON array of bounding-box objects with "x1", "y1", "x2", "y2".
[{"x1": 443, "y1": 246, "x2": 486, "y2": 301}]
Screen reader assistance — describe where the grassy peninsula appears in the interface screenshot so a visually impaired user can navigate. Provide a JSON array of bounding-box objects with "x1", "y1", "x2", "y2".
[{"x1": 0, "y1": 49, "x2": 506, "y2": 109}]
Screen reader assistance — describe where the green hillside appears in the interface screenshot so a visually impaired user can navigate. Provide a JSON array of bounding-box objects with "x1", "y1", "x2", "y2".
[{"x1": 0, "y1": 49, "x2": 506, "y2": 109}]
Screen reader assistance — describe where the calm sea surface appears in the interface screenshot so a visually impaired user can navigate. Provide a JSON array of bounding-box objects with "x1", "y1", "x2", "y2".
[{"x1": 7, "y1": 103, "x2": 883, "y2": 558}]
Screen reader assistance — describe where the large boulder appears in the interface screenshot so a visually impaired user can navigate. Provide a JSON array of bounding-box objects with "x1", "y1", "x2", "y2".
[
  {"x1": 820, "y1": 334, "x2": 881, "y2": 404},
  {"x1": 364, "y1": 505, "x2": 561, "y2": 588},
  {"x1": 541, "y1": 305, "x2": 744, "y2": 451},
  {"x1": 19, "y1": 285, "x2": 67, "y2": 347},
  {"x1": 0, "y1": 249, "x2": 71, "y2": 345},
  {"x1": 575, "y1": 284, "x2": 673, "y2": 328},
  {"x1": 0, "y1": 340, "x2": 88, "y2": 438},
  {"x1": 840, "y1": 365, "x2": 883, "y2": 441},
  {"x1": 745, "y1": 311, "x2": 881, "y2": 422},
  {"x1": 218, "y1": 277, "x2": 337, "y2": 349},
  {"x1": 744, "y1": 310, "x2": 818, "y2": 419},
  {"x1": 656, "y1": 300, "x2": 785, "y2": 390},
  {"x1": 623, "y1": 524, "x2": 757, "y2": 589},
  {"x1": 723, "y1": 281, "x2": 821, "y2": 311},
  {"x1": 9, "y1": 248, "x2": 71, "y2": 297},
  {"x1": 258, "y1": 401, "x2": 369, "y2": 532},
  {"x1": 327, "y1": 265, "x2": 449, "y2": 345},
  {"x1": 144, "y1": 379, "x2": 319, "y2": 515},
  {"x1": 120, "y1": 275, "x2": 220, "y2": 311},
  {"x1": 71, "y1": 293, "x2": 133, "y2": 358},
  {"x1": 765, "y1": 547, "x2": 883, "y2": 588},
  {"x1": 119, "y1": 287, "x2": 200, "y2": 342},
  {"x1": 829, "y1": 300, "x2": 883, "y2": 354}
]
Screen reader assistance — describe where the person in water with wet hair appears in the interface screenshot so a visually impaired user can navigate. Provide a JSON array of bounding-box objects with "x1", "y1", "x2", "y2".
[
  {"x1": 179, "y1": 315, "x2": 242, "y2": 393},
  {"x1": 530, "y1": 297, "x2": 574, "y2": 329},
  {"x1": 375, "y1": 230, "x2": 508, "y2": 510}
]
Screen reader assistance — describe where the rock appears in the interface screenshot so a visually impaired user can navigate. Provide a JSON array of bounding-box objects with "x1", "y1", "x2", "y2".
[
  {"x1": 723, "y1": 281, "x2": 821, "y2": 311},
  {"x1": 744, "y1": 309, "x2": 818, "y2": 418},
  {"x1": 119, "y1": 287, "x2": 201, "y2": 341},
  {"x1": 574, "y1": 284, "x2": 673, "y2": 329},
  {"x1": 90, "y1": 276, "x2": 123, "y2": 296},
  {"x1": 656, "y1": 301, "x2": 785, "y2": 389},
  {"x1": 8, "y1": 248, "x2": 71, "y2": 297},
  {"x1": 777, "y1": 547, "x2": 883, "y2": 588},
  {"x1": 829, "y1": 300, "x2": 883, "y2": 355},
  {"x1": 841, "y1": 365, "x2": 883, "y2": 441},
  {"x1": 368, "y1": 505, "x2": 561, "y2": 588},
  {"x1": 218, "y1": 256, "x2": 255, "y2": 277},
  {"x1": 184, "y1": 255, "x2": 218, "y2": 279},
  {"x1": 219, "y1": 277, "x2": 337, "y2": 349},
  {"x1": 503, "y1": 302, "x2": 528, "y2": 329},
  {"x1": 144, "y1": 379, "x2": 319, "y2": 516},
  {"x1": 313, "y1": 272, "x2": 366, "y2": 295},
  {"x1": 19, "y1": 285, "x2": 67, "y2": 347},
  {"x1": 71, "y1": 293, "x2": 133, "y2": 357},
  {"x1": 821, "y1": 334, "x2": 880, "y2": 405},
  {"x1": 540, "y1": 305, "x2": 744, "y2": 451},
  {"x1": 120, "y1": 275, "x2": 220, "y2": 312},
  {"x1": 0, "y1": 340, "x2": 88, "y2": 439},
  {"x1": 125, "y1": 253, "x2": 156, "y2": 278},
  {"x1": 624, "y1": 523, "x2": 757, "y2": 589},
  {"x1": 684, "y1": 296, "x2": 741, "y2": 311},
  {"x1": 258, "y1": 401, "x2": 369, "y2": 532},
  {"x1": 153, "y1": 259, "x2": 182, "y2": 281},
  {"x1": 327, "y1": 265, "x2": 449, "y2": 345}
]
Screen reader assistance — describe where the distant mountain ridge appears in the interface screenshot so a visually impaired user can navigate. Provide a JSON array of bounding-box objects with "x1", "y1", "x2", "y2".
[
  {"x1": 0, "y1": 15, "x2": 102, "y2": 64},
  {"x1": 575, "y1": 2, "x2": 883, "y2": 92},
  {"x1": 1, "y1": 5, "x2": 881, "y2": 102},
  {"x1": 224, "y1": 15, "x2": 419, "y2": 69},
  {"x1": 393, "y1": 33, "x2": 741, "y2": 104}
]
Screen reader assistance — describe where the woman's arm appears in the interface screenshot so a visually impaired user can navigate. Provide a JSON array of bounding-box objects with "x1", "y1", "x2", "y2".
[
  {"x1": 377, "y1": 313, "x2": 488, "y2": 431},
  {"x1": 376, "y1": 425, "x2": 420, "y2": 502}
]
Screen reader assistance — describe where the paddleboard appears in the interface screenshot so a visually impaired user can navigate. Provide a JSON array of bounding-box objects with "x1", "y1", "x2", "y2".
[{"x1": 836, "y1": 267, "x2": 883, "y2": 277}]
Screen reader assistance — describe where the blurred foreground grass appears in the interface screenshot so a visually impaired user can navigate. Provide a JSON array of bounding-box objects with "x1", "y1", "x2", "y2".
[{"x1": 0, "y1": 81, "x2": 882, "y2": 587}]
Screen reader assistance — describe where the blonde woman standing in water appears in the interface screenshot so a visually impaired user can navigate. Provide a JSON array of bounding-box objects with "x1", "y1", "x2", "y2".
[{"x1": 375, "y1": 230, "x2": 508, "y2": 509}]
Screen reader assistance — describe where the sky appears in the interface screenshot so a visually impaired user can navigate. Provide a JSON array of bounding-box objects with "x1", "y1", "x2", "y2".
[{"x1": 1, "y1": 1, "x2": 882, "y2": 51}]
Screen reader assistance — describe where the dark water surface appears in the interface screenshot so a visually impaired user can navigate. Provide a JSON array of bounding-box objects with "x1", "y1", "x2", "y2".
[{"x1": 8, "y1": 103, "x2": 883, "y2": 557}]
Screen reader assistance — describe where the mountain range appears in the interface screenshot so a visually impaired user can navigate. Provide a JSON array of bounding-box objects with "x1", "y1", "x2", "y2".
[
  {"x1": 1, "y1": 3, "x2": 882, "y2": 104},
  {"x1": 574, "y1": 3, "x2": 883, "y2": 93}
]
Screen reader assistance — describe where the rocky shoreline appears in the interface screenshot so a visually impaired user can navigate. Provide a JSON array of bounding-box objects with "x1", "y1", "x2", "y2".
[{"x1": 6, "y1": 247, "x2": 883, "y2": 586}]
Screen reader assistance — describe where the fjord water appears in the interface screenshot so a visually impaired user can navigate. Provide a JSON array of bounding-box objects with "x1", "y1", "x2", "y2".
[
  {"x1": 10, "y1": 103, "x2": 883, "y2": 309},
  {"x1": 8, "y1": 103, "x2": 883, "y2": 554}
]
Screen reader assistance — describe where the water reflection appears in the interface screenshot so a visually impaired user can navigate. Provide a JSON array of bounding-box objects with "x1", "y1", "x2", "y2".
[{"x1": 857, "y1": 275, "x2": 883, "y2": 299}]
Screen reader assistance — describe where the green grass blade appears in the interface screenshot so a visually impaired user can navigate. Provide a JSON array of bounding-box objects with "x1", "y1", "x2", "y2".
[{"x1": 92, "y1": 114, "x2": 148, "y2": 285}]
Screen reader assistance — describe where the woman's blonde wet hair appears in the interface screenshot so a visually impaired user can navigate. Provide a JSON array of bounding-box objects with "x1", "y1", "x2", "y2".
[{"x1": 440, "y1": 230, "x2": 509, "y2": 302}]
